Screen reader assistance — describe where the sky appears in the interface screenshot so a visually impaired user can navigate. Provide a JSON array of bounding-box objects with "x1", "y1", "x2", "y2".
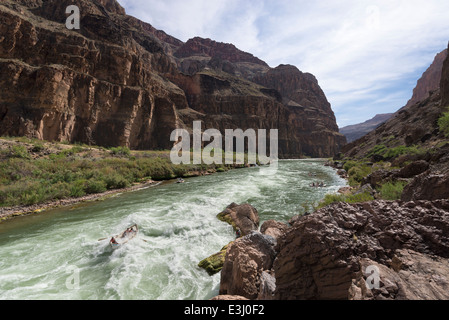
[{"x1": 117, "y1": 0, "x2": 449, "y2": 128}]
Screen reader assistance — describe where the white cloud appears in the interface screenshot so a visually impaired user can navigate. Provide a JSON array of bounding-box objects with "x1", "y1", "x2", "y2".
[{"x1": 117, "y1": 0, "x2": 449, "y2": 127}]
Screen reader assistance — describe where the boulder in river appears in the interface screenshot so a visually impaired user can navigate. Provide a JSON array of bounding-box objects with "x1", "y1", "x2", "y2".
[{"x1": 217, "y1": 203, "x2": 260, "y2": 236}]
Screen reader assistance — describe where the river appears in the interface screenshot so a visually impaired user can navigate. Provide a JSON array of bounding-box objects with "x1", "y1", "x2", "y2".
[{"x1": 0, "y1": 160, "x2": 346, "y2": 300}]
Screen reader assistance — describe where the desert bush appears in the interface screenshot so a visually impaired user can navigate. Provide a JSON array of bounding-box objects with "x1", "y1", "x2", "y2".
[
  {"x1": 438, "y1": 108, "x2": 449, "y2": 137},
  {"x1": 378, "y1": 181, "x2": 408, "y2": 200},
  {"x1": 317, "y1": 191, "x2": 375, "y2": 209}
]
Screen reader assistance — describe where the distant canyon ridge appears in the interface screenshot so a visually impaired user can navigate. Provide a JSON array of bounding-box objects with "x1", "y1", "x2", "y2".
[{"x1": 0, "y1": 0, "x2": 346, "y2": 158}]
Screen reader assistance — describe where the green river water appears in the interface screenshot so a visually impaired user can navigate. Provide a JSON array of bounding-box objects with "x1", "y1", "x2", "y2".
[{"x1": 0, "y1": 160, "x2": 346, "y2": 300}]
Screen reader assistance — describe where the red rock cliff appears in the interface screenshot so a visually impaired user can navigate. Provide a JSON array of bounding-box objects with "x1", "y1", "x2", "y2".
[{"x1": 0, "y1": 0, "x2": 345, "y2": 158}]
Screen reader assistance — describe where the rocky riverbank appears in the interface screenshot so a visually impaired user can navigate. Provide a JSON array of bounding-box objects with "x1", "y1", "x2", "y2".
[{"x1": 208, "y1": 199, "x2": 449, "y2": 300}]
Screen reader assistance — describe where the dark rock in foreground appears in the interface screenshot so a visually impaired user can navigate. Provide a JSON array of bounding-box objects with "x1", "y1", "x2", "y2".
[{"x1": 274, "y1": 200, "x2": 449, "y2": 300}]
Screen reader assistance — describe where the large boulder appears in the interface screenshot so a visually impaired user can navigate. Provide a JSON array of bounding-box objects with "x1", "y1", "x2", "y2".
[
  {"x1": 217, "y1": 203, "x2": 260, "y2": 236},
  {"x1": 220, "y1": 232, "x2": 277, "y2": 300},
  {"x1": 394, "y1": 160, "x2": 430, "y2": 179},
  {"x1": 402, "y1": 170, "x2": 449, "y2": 201}
]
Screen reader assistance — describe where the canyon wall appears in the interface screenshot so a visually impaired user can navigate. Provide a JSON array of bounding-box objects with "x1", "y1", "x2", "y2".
[{"x1": 0, "y1": 0, "x2": 345, "y2": 158}]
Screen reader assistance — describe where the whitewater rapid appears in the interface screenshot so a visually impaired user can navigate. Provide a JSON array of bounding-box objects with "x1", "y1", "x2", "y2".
[{"x1": 0, "y1": 160, "x2": 346, "y2": 300}]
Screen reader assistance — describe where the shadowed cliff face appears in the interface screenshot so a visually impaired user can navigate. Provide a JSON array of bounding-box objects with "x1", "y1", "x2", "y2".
[{"x1": 0, "y1": 0, "x2": 344, "y2": 158}]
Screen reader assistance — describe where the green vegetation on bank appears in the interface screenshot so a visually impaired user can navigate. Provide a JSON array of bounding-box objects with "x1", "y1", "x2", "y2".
[
  {"x1": 438, "y1": 107, "x2": 449, "y2": 137},
  {"x1": 317, "y1": 141, "x2": 435, "y2": 208},
  {"x1": 0, "y1": 137, "x2": 249, "y2": 208},
  {"x1": 317, "y1": 191, "x2": 375, "y2": 210},
  {"x1": 367, "y1": 144, "x2": 425, "y2": 160}
]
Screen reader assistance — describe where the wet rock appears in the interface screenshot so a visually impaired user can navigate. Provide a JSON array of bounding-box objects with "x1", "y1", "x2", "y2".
[
  {"x1": 198, "y1": 243, "x2": 232, "y2": 276},
  {"x1": 217, "y1": 203, "x2": 260, "y2": 236}
]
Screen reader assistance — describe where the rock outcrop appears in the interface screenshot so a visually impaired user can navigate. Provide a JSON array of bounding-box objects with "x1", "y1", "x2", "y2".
[
  {"x1": 215, "y1": 199, "x2": 449, "y2": 300},
  {"x1": 219, "y1": 231, "x2": 277, "y2": 300},
  {"x1": 401, "y1": 169, "x2": 449, "y2": 202},
  {"x1": 274, "y1": 200, "x2": 449, "y2": 300}
]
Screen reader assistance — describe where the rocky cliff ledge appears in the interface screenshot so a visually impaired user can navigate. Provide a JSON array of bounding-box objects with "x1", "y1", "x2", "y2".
[{"x1": 213, "y1": 200, "x2": 449, "y2": 300}]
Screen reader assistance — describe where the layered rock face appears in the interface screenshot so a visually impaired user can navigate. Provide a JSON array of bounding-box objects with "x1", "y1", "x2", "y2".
[
  {"x1": 171, "y1": 39, "x2": 346, "y2": 157},
  {"x1": 253, "y1": 65, "x2": 346, "y2": 157},
  {"x1": 0, "y1": 0, "x2": 187, "y2": 150},
  {"x1": 406, "y1": 49, "x2": 447, "y2": 108},
  {"x1": 0, "y1": 0, "x2": 344, "y2": 158}
]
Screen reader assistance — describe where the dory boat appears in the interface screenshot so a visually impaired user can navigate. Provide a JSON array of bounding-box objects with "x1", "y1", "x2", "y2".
[{"x1": 110, "y1": 224, "x2": 138, "y2": 248}]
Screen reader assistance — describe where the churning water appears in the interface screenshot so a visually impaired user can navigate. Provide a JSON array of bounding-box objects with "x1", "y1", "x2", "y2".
[{"x1": 0, "y1": 160, "x2": 346, "y2": 300}]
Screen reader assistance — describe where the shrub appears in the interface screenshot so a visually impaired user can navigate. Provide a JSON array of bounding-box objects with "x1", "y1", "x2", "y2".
[
  {"x1": 438, "y1": 108, "x2": 449, "y2": 137},
  {"x1": 104, "y1": 173, "x2": 130, "y2": 190},
  {"x1": 318, "y1": 191, "x2": 375, "y2": 209},
  {"x1": 343, "y1": 160, "x2": 359, "y2": 172},
  {"x1": 9, "y1": 145, "x2": 31, "y2": 159},
  {"x1": 378, "y1": 181, "x2": 408, "y2": 200},
  {"x1": 367, "y1": 144, "x2": 387, "y2": 158},
  {"x1": 70, "y1": 179, "x2": 87, "y2": 198},
  {"x1": 110, "y1": 146, "x2": 131, "y2": 157},
  {"x1": 348, "y1": 165, "x2": 372, "y2": 186},
  {"x1": 84, "y1": 179, "x2": 107, "y2": 194}
]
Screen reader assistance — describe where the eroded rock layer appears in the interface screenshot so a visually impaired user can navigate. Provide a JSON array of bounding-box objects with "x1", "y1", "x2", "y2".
[{"x1": 0, "y1": 0, "x2": 344, "y2": 158}]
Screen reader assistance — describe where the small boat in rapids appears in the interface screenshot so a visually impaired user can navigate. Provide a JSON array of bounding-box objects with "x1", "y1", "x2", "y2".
[{"x1": 109, "y1": 224, "x2": 138, "y2": 249}]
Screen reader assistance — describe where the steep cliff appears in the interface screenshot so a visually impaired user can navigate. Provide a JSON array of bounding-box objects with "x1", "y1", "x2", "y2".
[
  {"x1": 406, "y1": 49, "x2": 447, "y2": 108},
  {"x1": 0, "y1": 0, "x2": 344, "y2": 158},
  {"x1": 172, "y1": 38, "x2": 346, "y2": 157},
  {"x1": 0, "y1": 0, "x2": 188, "y2": 150},
  {"x1": 342, "y1": 46, "x2": 449, "y2": 159},
  {"x1": 253, "y1": 65, "x2": 346, "y2": 157}
]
